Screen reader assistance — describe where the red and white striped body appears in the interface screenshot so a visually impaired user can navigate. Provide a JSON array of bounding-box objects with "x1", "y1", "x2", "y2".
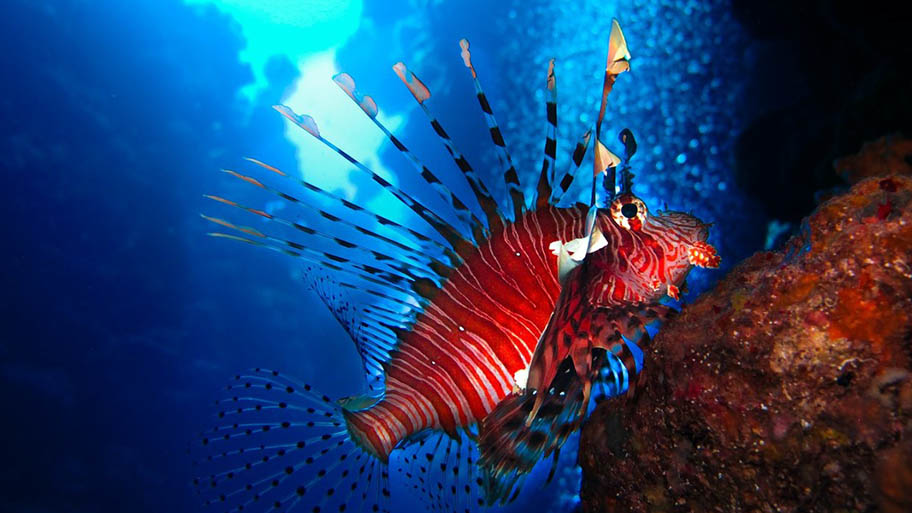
[
  {"x1": 195, "y1": 19, "x2": 723, "y2": 512},
  {"x1": 345, "y1": 201, "x2": 714, "y2": 461},
  {"x1": 346, "y1": 205, "x2": 586, "y2": 459}
]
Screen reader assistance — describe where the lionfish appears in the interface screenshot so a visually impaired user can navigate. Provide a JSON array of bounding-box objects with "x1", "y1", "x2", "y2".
[{"x1": 192, "y1": 19, "x2": 720, "y2": 513}]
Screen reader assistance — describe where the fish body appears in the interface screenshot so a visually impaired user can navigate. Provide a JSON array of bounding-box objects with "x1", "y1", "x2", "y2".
[
  {"x1": 478, "y1": 197, "x2": 717, "y2": 501},
  {"x1": 193, "y1": 19, "x2": 719, "y2": 513},
  {"x1": 344, "y1": 204, "x2": 587, "y2": 461}
]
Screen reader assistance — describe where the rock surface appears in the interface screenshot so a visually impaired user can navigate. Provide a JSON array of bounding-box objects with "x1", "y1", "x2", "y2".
[{"x1": 579, "y1": 152, "x2": 912, "y2": 512}]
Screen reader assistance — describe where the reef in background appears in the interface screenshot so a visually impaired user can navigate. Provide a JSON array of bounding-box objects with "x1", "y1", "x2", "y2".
[{"x1": 579, "y1": 138, "x2": 912, "y2": 512}]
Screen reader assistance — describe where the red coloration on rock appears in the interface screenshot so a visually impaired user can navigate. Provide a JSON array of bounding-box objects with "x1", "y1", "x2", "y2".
[{"x1": 579, "y1": 172, "x2": 912, "y2": 512}]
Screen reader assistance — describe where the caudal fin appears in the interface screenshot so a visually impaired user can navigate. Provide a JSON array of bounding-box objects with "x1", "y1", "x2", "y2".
[{"x1": 190, "y1": 369, "x2": 390, "y2": 513}]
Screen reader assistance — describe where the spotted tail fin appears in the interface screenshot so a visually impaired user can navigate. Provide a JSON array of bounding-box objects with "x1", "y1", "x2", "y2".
[{"x1": 191, "y1": 369, "x2": 391, "y2": 513}]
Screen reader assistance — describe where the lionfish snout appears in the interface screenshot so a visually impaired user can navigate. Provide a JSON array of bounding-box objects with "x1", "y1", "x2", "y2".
[{"x1": 654, "y1": 211, "x2": 720, "y2": 269}]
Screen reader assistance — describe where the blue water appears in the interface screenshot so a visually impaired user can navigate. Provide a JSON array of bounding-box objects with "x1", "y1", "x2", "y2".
[{"x1": 0, "y1": 0, "x2": 774, "y2": 512}]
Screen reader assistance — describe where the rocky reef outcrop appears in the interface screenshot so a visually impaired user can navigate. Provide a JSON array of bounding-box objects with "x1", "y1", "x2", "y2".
[{"x1": 579, "y1": 140, "x2": 912, "y2": 512}]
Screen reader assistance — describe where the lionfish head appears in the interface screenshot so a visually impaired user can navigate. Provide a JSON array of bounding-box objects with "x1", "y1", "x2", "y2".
[
  {"x1": 593, "y1": 165, "x2": 719, "y2": 305},
  {"x1": 599, "y1": 123, "x2": 720, "y2": 277}
]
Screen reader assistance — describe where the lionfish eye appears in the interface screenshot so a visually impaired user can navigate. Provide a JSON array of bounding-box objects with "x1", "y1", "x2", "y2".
[
  {"x1": 621, "y1": 203, "x2": 638, "y2": 219},
  {"x1": 609, "y1": 194, "x2": 647, "y2": 230}
]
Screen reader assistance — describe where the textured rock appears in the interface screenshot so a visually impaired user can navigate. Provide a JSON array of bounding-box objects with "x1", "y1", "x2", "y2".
[{"x1": 579, "y1": 171, "x2": 912, "y2": 512}]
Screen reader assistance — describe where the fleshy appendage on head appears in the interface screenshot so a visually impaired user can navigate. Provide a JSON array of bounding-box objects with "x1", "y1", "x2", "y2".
[{"x1": 646, "y1": 208, "x2": 720, "y2": 269}]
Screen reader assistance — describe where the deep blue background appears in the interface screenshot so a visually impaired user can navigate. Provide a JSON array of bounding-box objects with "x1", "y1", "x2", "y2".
[{"x1": 1, "y1": 0, "x2": 908, "y2": 512}]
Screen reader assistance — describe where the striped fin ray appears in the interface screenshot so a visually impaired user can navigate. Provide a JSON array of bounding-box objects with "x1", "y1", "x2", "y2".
[
  {"x1": 396, "y1": 431, "x2": 483, "y2": 513},
  {"x1": 550, "y1": 129, "x2": 592, "y2": 205},
  {"x1": 362, "y1": 306, "x2": 414, "y2": 330},
  {"x1": 533, "y1": 59, "x2": 558, "y2": 210},
  {"x1": 211, "y1": 172, "x2": 448, "y2": 277},
  {"x1": 392, "y1": 61, "x2": 506, "y2": 234},
  {"x1": 304, "y1": 271, "x2": 396, "y2": 390},
  {"x1": 274, "y1": 105, "x2": 476, "y2": 260},
  {"x1": 191, "y1": 369, "x2": 391, "y2": 513},
  {"x1": 592, "y1": 304, "x2": 675, "y2": 401},
  {"x1": 241, "y1": 158, "x2": 461, "y2": 268},
  {"x1": 203, "y1": 193, "x2": 445, "y2": 287},
  {"x1": 201, "y1": 214, "x2": 421, "y2": 300},
  {"x1": 207, "y1": 219, "x2": 423, "y2": 312},
  {"x1": 458, "y1": 39, "x2": 525, "y2": 221},
  {"x1": 332, "y1": 72, "x2": 489, "y2": 245},
  {"x1": 593, "y1": 19, "x2": 631, "y2": 202},
  {"x1": 202, "y1": 223, "x2": 425, "y2": 309},
  {"x1": 477, "y1": 356, "x2": 586, "y2": 506},
  {"x1": 205, "y1": 230, "x2": 422, "y2": 318}
]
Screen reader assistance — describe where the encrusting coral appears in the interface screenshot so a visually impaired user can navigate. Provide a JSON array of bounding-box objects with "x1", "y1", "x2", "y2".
[{"x1": 580, "y1": 139, "x2": 912, "y2": 513}]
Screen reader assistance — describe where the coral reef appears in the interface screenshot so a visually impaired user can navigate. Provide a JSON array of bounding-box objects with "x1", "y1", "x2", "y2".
[{"x1": 579, "y1": 152, "x2": 912, "y2": 511}]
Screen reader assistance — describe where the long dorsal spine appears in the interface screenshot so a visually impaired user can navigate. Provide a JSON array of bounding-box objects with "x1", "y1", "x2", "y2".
[
  {"x1": 274, "y1": 105, "x2": 476, "y2": 261},
  {"x1": 332, "y1": 72, "x2": 490, "y2": 246},
  {"x1": 458, "y1": 39, "x2": 526, "y2": 221},
  {"x1": 534, "y1": 58, "x2": 558, "y2": 210},
  {"x1": 392, "y1": 61, "x2": 506, "y2": 234},
  {"x1": 243, "y1": 157, "x2": 462, "y2": 267}
]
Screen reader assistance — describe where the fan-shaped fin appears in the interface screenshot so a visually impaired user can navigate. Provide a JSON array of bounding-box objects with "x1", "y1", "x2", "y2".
[
  {"x1": 396, "y1": 430, "x2": 484, "y2": 513},
  {"x1": 191, "y1": 369, "x2": 391, "y2": 513},
  {"x1": 304, "y1": 271, "x2": 398, "y2": 389}
]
